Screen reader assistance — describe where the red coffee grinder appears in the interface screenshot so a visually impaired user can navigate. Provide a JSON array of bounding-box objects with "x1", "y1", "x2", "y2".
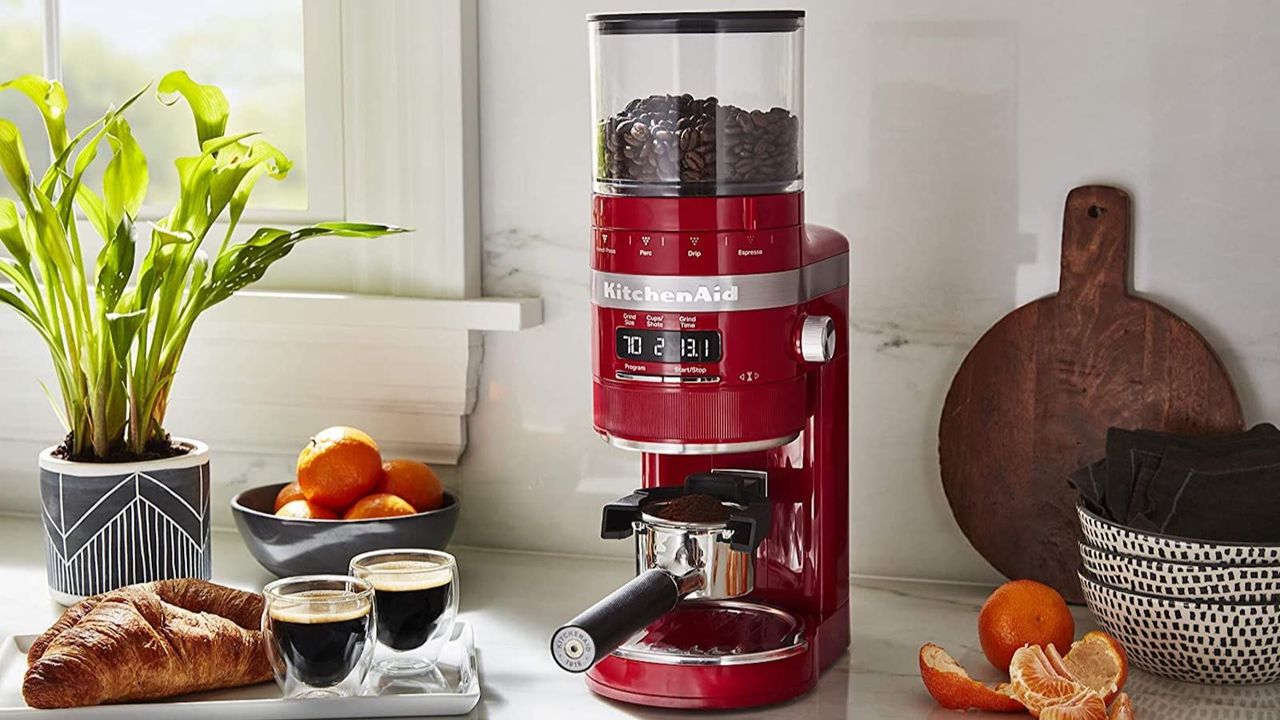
[{"x1": 551, "y1": 11, "x2": 849, "y2": 709}]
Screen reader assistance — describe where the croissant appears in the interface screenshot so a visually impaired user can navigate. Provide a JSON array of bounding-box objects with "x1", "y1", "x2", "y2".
[{"x1": 23, "y1": 579, "x2": 273, "y2": 709}]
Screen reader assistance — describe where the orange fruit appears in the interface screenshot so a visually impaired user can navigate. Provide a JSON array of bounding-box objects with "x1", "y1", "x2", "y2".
[
  {"x1": 378, "y1": 459, "x2": 445, "y2": 511},
  {"x1": 274, "y1": 481, "x2": 306, "y2": 512},
  {"x1": 275, "y1": 499, "x2": 338, "y2": 520},
  {"x1": 1107, "y1": 693, "x2": 1134, "y2": 720},
  {"x1": 344, "y1": 493, "x2": 417, "y2": 520},
  {"x1": 1040, "y1": 693, "x2": 1107, "y2": 720},
  {"x1": 296, "y1": 426, "x2": 383, "y2": 511},
  {"x1": 1056, "y1": 631, "x2": 1128, "y2": 704},
  {"x1": 918, "y1": 643, "x2": 1025, "y2": 712},
  {"x1": 1008, "y1": 644, "x2": 1096, "y2": 718},
  {"x1": 979, "y1": 579, "x2": 1076, "y2": 672}
]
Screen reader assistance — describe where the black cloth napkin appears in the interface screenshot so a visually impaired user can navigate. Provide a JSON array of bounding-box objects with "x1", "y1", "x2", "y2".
[{"x1": 1069, "y1": 423, "x2": 1280, "y2": 543}]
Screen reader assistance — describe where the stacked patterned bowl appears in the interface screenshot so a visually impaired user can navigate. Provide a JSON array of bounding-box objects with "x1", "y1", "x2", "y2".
[{"x1": 1077, "y1": 504, "x2": 1280, "y2": 684}]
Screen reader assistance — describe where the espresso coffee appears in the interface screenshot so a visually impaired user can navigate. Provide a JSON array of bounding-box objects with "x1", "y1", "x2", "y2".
[
  {"x1": 269, "y1": 591, "x2": 371, "y2": 687},
  {"x1": 367, "y1": 560, "x2": 453, "y2": 651}
]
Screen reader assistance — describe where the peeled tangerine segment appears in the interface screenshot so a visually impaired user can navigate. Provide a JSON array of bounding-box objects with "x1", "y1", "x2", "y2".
[
  {"x1": 1010, "y1": 643, "x2": 1134, "y2": 719},
  {"x1": 1108, "y1": 693, "x2": 1135, "y2": 720},
  {"x1": 1010, "y1": 644, "x2": 1089, "y2": 713},
  {"x1": 918, "y1": 643, "x2": 1026, "y2": 712},
  {"x1": 1040, "y1": 691, "x2": 1107, "y2": 720},
  {"x1": 1060, "y1": 631, "x2": 1129, "y2": 704}
]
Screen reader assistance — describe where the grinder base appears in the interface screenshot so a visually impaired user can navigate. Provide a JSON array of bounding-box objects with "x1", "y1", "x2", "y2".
[{"x1": 585, "y1": 601, "x2": 849, "y2": 709}]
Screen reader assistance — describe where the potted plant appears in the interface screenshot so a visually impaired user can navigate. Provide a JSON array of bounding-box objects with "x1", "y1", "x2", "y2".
[{"x1": 0, "y1": 72, "x2": 404, "y2": 603}]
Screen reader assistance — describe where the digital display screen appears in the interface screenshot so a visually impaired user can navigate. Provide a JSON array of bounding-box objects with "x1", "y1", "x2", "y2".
[{"x1": 616, "y1": 328, "x2": 722, "y2": 363}]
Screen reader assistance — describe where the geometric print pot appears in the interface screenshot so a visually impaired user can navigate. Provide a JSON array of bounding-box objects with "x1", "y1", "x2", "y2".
[{"x1": 38, "y1": 439, "x2": 211, "y2": 605}]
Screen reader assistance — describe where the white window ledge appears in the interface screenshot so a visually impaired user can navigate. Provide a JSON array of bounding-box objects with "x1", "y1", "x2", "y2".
[
  {"x1": 221, "y1": 290, "x2": 543, "y2": 332},
  {"x1": 0, "y1": 292, "x2": 543, "y2": 465}
]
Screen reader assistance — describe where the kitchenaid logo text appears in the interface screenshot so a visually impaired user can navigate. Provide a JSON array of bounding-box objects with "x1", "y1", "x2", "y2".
[{"x1": 601, "y1": 281, "x2": 739, "y2": 305}]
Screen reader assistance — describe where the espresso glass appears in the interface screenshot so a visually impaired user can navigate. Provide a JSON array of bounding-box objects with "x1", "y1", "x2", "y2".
[
  {"x1": 262, "y1": 575, "x2": 375, "y2": 699},
  {"x1": 350, "y1": 549, "x2": 458, "y2": 693}
]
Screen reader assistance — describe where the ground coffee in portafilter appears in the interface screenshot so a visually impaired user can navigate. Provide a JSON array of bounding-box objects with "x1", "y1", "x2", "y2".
[
  {"x1": 647, "y1": 493, "x2": 733, "y2": 524},
  {"x1": 599, "y1": 94, "x2": 800, "y2": 191}
]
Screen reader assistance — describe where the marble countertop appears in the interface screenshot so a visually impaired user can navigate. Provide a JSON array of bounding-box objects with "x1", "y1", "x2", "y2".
[{"x1": 0, "y1": 515, "x2": 1274, "y2": 719}]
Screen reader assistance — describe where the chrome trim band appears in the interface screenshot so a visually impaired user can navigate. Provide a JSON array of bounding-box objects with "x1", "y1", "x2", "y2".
[
  {"x1": 592, "y1": 253, "x2": 848, "y2": 312},
  {"x1": 611, "y1": 601, "x2": 807, "y2": 666},
  {"x1": 600, "y1": 432, "x2": 799, "y2": 455},
  {"x1": 615, "y1": 372, "x2": 721, "y2": 384}
]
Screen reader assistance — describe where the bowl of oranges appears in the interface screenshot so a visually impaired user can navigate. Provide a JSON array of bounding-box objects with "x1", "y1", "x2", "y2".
[{"x1": 231, "y1": 426, "x2": 459, "y2": 576}]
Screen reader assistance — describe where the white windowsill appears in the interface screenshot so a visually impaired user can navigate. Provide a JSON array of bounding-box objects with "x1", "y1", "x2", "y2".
[
  {"x1": 218, "y1": 291, "x2": 543, "y2": 332},
  {"x1": 0, "y1": 285, "x2": 543, "y2": 332},
  {"x1": 0, "y1": 290, "x2": 543, "y2": 467}
]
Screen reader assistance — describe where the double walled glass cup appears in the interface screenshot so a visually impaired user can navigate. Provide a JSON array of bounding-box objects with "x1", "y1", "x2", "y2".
[
  {"x1": 351, "y1": 549, "x2": 459, "y2": 693},
  {"x1": 262, "y1": 575, "x2": 375, "y2": 699}
]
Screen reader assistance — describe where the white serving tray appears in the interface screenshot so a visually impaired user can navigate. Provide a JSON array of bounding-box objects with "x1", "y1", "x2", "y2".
[{"x1": 0, "y1": 622, "x2": 480, "y2": 718}]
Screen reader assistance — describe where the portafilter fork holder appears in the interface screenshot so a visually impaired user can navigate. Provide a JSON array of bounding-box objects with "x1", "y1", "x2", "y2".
[{"x1": 551, "y1": 472, "x2": 771, "y2": 672}]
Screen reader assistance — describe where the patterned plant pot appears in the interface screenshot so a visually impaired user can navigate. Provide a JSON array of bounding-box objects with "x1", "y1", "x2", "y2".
[{"x1": 38, "y1": 439, "x2": 212, "y2": 605}]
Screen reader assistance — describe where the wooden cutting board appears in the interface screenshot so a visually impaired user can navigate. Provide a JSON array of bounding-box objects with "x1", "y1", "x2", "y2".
[{"x1": 938, "y1": 185, "x2": 1244, "y2": 602}]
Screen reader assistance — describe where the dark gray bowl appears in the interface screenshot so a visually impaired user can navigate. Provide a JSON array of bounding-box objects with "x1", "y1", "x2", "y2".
[{"x1": 231, "y1": 483, "x2": 459, "y2": 577}]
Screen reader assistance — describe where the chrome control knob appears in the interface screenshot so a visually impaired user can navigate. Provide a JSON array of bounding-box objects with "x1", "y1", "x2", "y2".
[{"x1": 799, "y1": 315, "x2": 836, "y2": 363}]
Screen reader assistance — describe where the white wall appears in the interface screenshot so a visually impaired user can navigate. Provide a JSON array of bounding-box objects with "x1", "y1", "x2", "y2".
[{"x1": 462, "y1": 0, "x2": 1280, "y2": 583}]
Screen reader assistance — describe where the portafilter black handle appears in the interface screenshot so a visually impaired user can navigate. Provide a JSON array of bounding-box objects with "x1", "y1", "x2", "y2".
[{"x1": 550, "y1": 569, "x2": 700, "y2": 672}]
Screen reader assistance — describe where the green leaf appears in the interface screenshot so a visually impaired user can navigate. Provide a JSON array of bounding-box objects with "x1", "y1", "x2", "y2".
[
  {"x1": 131, "y1": 222, "x2": 194, "y2": 310},
  {"x1": 75, "y1": 185, "x2": 110, "y2": 241},
  {"x1": 217, "y1": 140, "x2": 290, "y2": 243},
  {"x1": 0, "y1": 198, "x2": 30, "y2": 266},
  {"x1": 37, "y1": 379, "x2": 70, "y2": 433},
  {"x1": 206, "y1": 222, "x2": 407, "y2": 306},
  {"x1": 0, "y1": 286, "x2": 50, "y2": 347},
  {"x1": 169, "y1": 156, "x2": 216, "y2": 235},
  {"x1": 28, "y1": 182, "x2": 75, "y2": 276},
  {"x1": 102, "y1": 115, "x2": 148, "y2": 230},
  {"x1": 156, "y1": 71, "x2": 229, "y2": 147},
  {"x1": 152, "y1": 223, "x2": 196, "y2": 246},
  {"x1": 41, "y1": 83, "x2": 148, "y2": 199},
  {"x1": 105, "y1": 309, "x2": 146, "y2": 365},
  {"x1": 95, "y1": 219, "x2": 135, "y2": 310},
  {"x1": 0, "y1": 75, "x2": 70, "y2": 158},
  {"x1": 210, "y1": 139, "x2": 287, "y2": 219},
  {"x1": 189, "y1": 248, "x2": 209, "y2": 289},
  {"x1": 0, "y1": 119, "x2": 34, "y2": 199},
  {"x1": 0, "y1": 258, "x2": 41, "y2": 311},
  {"x1": 165, "y1": 131, "x2": 265, "y2": 238},
  {"x1": 201, "y1": 131, "x2": 260, "y2": 156}
]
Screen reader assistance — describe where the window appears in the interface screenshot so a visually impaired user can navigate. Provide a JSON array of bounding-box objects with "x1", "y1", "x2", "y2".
[
  {"x1": 58, "y1": 0, "x2": 314, "y2": 212},
  {"x1": 0, "y1": 0, "x2": 540, "y2": 467},
  {"x1": 3, "y1": 0, "x2": 342, "y2": 217}
]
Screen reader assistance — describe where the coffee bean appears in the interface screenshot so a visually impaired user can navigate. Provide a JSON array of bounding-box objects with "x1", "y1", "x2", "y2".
[{"x1": 597, "y1": 93, "x2": 800, "y2": 193}]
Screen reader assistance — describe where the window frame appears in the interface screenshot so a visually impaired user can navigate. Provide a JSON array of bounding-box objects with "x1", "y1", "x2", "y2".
[{"x1": 21, "y1": 0, "x2": 483, "y2": 299}]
